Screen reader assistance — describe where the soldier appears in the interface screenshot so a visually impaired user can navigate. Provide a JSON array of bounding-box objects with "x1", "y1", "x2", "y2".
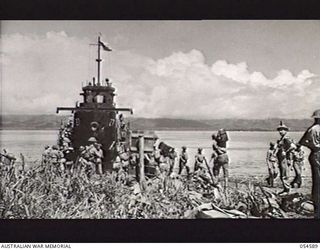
[
  {"x1": 119, "y1": 147, "x2": 130, "y2": 172},
  {"x1": 87, "y1": 138, "x2": 104, "y2": 175},
  {"x1": 0, "y1": 149, "x2": 16, "y2": 170},
  {"x1": 152, "y1": 145, "x2": 161, "y2": 165},
  {"x1": 178, "y1": 146, "x2": 190, "y2": 177},
  {"x1": 194, "y1": 147, "x2": 215, "y2": 186},
  {"x1": 168, "y1": 148, "x2": 177, "y2": 175},
  {"x1": 291, "y1": 144, "x2": 304, "y2": 188},
  {"x1": 194, "y1": 148, "x2": 207, "y2": 172},
  {"x1": 129, "y1": 152, "x2": 140, "y2": 180},
  {"x1": 216, "y1": 128, "x2": 229, "y2": 148},
  {"x1": 266, "y1": 142, "x2": 278, "y2": 187},
  {"x1": 42, "y1": 145, "x2": 51, "y2": 164},
  {"x1": 275, "y1": 121, "x2": 297, "y2": 195},
  {"x1": 211, "y1": 135, "x2": 229, "y2": 189},
  {"x1": 116, "y1": 114, "x2": 127, "y2": 141},
  {"x1": 83, "y1": 137, "x2": 98, "y2": 176},
  {"x1": 94, "y1": 143, "x2": 104, "y2": 175},
  {"x1": 299, "y1": 109, "x2": 320, "y2": 218},
  {"x1": 50, "y1": 145, "x2": 65, "y2": 175},
  {"x1": 78, "y1": 145, "x2": 89, "y2": 175}
]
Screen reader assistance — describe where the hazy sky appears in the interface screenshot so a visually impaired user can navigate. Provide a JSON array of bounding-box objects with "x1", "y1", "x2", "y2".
[{"x1": 1, "y1": 21, "x2": 319, "y2": 119}]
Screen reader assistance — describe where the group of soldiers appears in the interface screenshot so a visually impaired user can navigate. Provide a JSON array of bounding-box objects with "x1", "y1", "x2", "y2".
[
  {"x1": 41, "y1": 119, "x2": 76, "y2": 175},
  {"x1": 266, "y1": 125, "x2": 305, "y2": 190},
  {"x1": 299, "y1": 109, "x2": 320, "y2": 219},
  {"x1": 42, "y1": 136, "x2": 104, "y2": 177},
  {"x1": 131, "y1": 128, "x2": 231, "y2": 189},
  {"x1": 7, "y1": 108, "x2": 320, "y2": 219},
  {"x1": 264, "y1": 109, "x2": 320, "y2": 219}
]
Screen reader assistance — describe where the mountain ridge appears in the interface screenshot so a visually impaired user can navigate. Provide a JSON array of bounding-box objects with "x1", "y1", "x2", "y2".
[{"x1": 0, "y1": 114, "x2": 313, "y2": 131}]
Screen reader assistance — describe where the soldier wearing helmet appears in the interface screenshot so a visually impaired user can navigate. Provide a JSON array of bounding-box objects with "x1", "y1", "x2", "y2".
[
  {"x1": 275, "y1": 121, "x2": 297, "y2": 195},
  {"x1": 178, "y1": 146, "x2": 190, "y2": 177},
  {"x1": 266, "y1": 142, "x2": 278, "y2": 187},
  {"x1": 86, "y1": 137, "x2": 104, "y2": 175},
  {"x1": 299, "y1": 109, "x2": 320, "y2": 218}
]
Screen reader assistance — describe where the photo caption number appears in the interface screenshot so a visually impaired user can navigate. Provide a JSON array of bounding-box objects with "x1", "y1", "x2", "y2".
[{"x1": 300, "y1": 244, "x2": 319, "y2": 248}]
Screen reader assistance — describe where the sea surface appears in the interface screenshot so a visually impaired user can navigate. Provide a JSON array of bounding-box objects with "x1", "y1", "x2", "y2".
[{"x1": 0, "y1": 130, "x2": 312, "y2": 178}]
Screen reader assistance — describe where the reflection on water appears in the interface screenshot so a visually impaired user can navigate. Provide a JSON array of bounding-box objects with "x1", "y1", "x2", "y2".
[{"x1": 0, "y1": 130, "x2": 311, "y2": 177}]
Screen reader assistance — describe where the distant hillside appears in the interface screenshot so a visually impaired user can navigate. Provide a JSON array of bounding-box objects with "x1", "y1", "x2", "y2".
[
  {"x1": 0, "y1": 114, "x2": 313, "y2": 131},
  {"x1": 128, "y1": 118, "x2": 212, "y2": 130},
  {"x1": 201, "y1": 119, "x2": 312, "y2": 132},
  {"x1": 0, "y1": 115, "x2": 67, "y2": 130}
]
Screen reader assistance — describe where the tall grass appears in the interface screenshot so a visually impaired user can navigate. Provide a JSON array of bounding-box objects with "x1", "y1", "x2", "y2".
[{"x1": 0, "y1": 159, "x2": 312, "y2": 219}]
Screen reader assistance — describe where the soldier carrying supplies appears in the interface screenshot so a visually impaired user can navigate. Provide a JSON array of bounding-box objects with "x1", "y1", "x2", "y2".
[{"x1": 211, "y1": 133, "x2": 230, "y2": 189}]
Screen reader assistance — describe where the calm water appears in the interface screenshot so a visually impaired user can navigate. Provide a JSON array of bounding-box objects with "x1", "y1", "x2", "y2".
[{"x1": 0, "y1": 130, "x2": 311, "y2": 177}]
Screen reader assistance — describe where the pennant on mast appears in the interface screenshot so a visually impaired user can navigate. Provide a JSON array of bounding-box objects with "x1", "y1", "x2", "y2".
[{"x1": 99, "y1": 40, "x2": 112, "y2": 51}]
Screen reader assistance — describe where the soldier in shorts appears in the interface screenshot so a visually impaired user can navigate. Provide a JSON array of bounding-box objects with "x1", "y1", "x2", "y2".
[
  {"x1": 211, "y1": 134, "x2": 229, "y2": 189},
  {"x1": 291, "y1": 144, "x2": 304, "y2": 188},
  {"x1": 266, "y1": 142, "x2": 278, "y2": 187}
]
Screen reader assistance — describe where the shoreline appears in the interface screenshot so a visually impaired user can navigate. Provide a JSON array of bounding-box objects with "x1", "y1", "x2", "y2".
[{"x1": 0, "y1": 128, "x2": 308, "y2": 132}]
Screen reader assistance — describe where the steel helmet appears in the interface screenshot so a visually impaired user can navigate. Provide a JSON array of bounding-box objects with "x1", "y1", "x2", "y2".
[
  {"x1": 312, "y1": 109, "x2": 320, "y2": 118},
  {"x1": 277, "y1": 121, "x2": 289, "y2": 131},
  {"x1": 88, "y1": 137, "x2": 97, "y2": 143}
]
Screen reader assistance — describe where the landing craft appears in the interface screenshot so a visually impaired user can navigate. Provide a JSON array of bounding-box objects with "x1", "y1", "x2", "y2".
[{"x1": 56, "y1": 36, "x2": 158, "y2": 173}]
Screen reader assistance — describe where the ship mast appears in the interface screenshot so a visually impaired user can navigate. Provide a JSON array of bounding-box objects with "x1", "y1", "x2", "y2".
[{"x1": 96, "y1": 35, "x2": 102, "y2": 86}]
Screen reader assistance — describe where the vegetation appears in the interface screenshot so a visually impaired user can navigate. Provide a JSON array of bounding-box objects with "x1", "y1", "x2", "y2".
[{"x1": 0, "y1": 156, "x2": 314, "y2": 219}]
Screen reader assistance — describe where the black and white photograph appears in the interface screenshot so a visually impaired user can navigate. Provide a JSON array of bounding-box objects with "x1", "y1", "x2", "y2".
[{"x1": 0, "y1": 20, "x2": 319, "y2": 222}]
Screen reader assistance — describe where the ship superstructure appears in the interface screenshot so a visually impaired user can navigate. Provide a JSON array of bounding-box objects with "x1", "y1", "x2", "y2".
[{"x1": 56, "y1": 36, "x2": 133, "y2": 171}]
